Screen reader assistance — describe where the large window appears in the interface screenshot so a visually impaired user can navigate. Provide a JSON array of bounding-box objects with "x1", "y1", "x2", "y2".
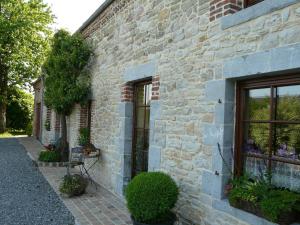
[
  {"x1": 235, "y1": 75, "x2": 300, "y2": 190},
  {"x1": 244, "y1": 0, "x2": 264, "y2": 8}
]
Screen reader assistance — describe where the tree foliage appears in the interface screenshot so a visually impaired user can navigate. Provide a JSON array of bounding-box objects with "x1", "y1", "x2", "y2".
[
  {"x1": 0, "y1": 0, "x2": 53, "y2": 132},
  {"x1": 7, "y1": 87, "x2": 33, "y2": 131},
  {"x1": 44, "y1": 30, "x2": 92, "y2": 115},
  {"x1": 43, "y1": 30, "x2": 92, "y2": 156}
]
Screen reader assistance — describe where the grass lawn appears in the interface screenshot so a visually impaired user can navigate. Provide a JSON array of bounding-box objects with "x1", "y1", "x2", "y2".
[
  {"x1": 0, "y1": 132, "x2": 14, "y2": 138},
  {"x1": 0, "y1": 130, "x2": 27, "y2": 138}
]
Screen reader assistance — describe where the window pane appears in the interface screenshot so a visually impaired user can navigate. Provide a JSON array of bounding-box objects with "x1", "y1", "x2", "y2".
[
  {"x1": 245, "y1": 88, "x2": 270, "y2": 120},
  {"x1": 136, "y1": 85, "x2": 145, "y2": 106},
  {"x1": 136, "y1": 107, "x2": 145, "y2": 128},
  {"x1": 276, "y1": 85, "x2": 300, "y2": 121},
  {"x1": 271, "y1": 161, "x2": 300, "y2": 192},
  {"x1": 134, "y1": 129, "x2": 145, "y2": 174},
  {"x1": 145, "y1": 107, "x2": 150, "y2": 129},
  {"x1": 274, "y1": 124, "x2": 300, "y2": 160},
  {"x1": 243, "y1": 123, "x2": 269, "y2": 155},
  {"x1": 145, "y1": 84, "x2": 152, "y2": 106},
  {"x1": 244, "y1": 155, "x2": 268, "y2": 179}
]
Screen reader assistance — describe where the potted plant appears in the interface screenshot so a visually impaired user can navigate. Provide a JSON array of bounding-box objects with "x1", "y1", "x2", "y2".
[
  {"x1": 228, "y1": 175, "x2": 300, "y2": 225},
  {"x1": 59, "y1": 174, "x2": 88, "y2": 197},
  {"x1": 38, "y1": 150, "x2": 61, "y2": 162},
  {"x1": 125, "y1": 172, "x2": 179, "y2": 225},
  {"x1": 78, "y1": 127, "x2": 89, "y2": 147}
]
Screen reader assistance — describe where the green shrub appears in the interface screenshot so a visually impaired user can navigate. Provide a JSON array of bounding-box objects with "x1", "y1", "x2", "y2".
[
  {"x1": 78, "y1": 127, "x2": 89, "y2": 146},
  {"x1": 38, "y1": 150, "x2": 61, "y2": 162},
  {"x1": 260, "y1": 189, "x2": 300, "y2": 222},
  {"x1": 25, "y1": 123, "x2": 32, "y2": 136},
  {"x1": 59, "y1": 174, "x2": 87, "y2": 197},
  {"x1": 228, "y1": 175, "x2": 270, "y2": 206},
  {"x1": 44, "y1": 120, "x2": 50, "y2": 131},
  {"x1": 125, "y1": 172, "x2": 179, "y2": 223}
]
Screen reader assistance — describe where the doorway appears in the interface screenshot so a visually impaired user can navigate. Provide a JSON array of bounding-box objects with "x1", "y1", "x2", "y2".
[
  {"x1": 132, "y1": 80, "x2": 152, "y2": 177},
  {"x1": 35, "y1": 103, "x2": 41, "y2": 140}
]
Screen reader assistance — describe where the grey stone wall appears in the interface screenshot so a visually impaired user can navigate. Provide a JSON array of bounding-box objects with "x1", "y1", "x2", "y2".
[{"x1": 64, "y1": 1, "x2": 300, "y2": 224}]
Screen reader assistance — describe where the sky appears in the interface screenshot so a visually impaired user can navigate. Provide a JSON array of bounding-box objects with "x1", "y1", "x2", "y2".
[{"x1": 44, "y1": 0, "x2": 106, "y2": 33}]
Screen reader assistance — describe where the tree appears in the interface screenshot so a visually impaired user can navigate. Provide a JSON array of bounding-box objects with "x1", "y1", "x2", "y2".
[
  {"x1": 0, "y1": 0, "x2": 53, "y2": 133},
  {"x1": 44, "y1": 30, "x2": 92, "y2": 159},
  {"x1": 7, "y1": 87, "x2": 34, "y2": 131}
]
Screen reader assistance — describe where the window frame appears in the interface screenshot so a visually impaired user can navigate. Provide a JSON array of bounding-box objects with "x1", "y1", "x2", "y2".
[
  {"x1": 244, "y1": 0, "x2": 264, "y2": 8},
  {"x1": 235, "y1": 74, "x2": 300, "y2": 176}
]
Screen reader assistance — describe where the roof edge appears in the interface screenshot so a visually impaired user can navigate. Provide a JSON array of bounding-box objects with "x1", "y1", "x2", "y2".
[{"x1": 76, "y1": 0, "x2": 115, "y2": 34}]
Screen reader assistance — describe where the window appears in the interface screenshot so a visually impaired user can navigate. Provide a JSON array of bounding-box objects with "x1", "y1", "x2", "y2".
[
  {"x1": 132, "y1": 80, "x2": 152, "y2": 177},
  {"x1": 244, "y1": 0, "x2": 264, "y2": 8},
  {"x1": 235, "y1": 75, "x2": 300, "y2": 190}
]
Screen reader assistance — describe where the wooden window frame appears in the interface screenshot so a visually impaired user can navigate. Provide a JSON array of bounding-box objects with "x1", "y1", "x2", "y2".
[
  {"x1": 235, "y1": 74, "x2": 300, "y2": 176},
  {"x1": 244, "y1": 0, "x2": 264, "y2": 8},
  {"x1": 131, "y1": 79, "x2": 152, "y2": 178}
]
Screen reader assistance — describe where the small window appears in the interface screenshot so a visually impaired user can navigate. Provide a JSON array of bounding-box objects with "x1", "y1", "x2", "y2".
[
  {"x1": 235, "y1": 75, "x2": 300, "y2": 191},
  {"x1": 244, "y1": 0, "x2": 264, "y2": 8}
]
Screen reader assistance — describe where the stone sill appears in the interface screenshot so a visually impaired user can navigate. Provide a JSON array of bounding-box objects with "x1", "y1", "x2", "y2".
[
  {"x1": 221, "y1": 0, "x2": 299, "y2": 30},
  {"x1": 212, "y1": 199, "x2": 300, "y2": 225}
]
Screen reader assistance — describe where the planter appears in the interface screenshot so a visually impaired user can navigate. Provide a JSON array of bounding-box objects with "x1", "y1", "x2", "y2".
[
  {"x1": 131, "y1": 213, "x2": 177, "y2": 225},
  {"x1": 229, "y1": 199, "x2": 262, "y2": 217},
  {"x1": 275, "y1": 212, "x2": 296, "y2": 225},
  {"x1": 229, "y1": 200, "x2": 297, "y2": 225}
]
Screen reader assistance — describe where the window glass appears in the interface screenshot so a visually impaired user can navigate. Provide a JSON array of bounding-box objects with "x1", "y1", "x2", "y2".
[
  {"x1": 243, "y1": 123, "x2": 269, "y2": 155},
  {"x1": 136, "y1": 85, "x2": 145, "y2": 106},
  {"x1": 245, "y1": 88, "x2": 270, "y2": 121},
  {"x1": 276, "y1": 85, "x2": 300, "y2": 121},
  {"x1": 136, "y1": 107, "x2": 145, "y2": 129},
  {"x1": 274, "y1": 124, "x2": 300, "y2": 160}
]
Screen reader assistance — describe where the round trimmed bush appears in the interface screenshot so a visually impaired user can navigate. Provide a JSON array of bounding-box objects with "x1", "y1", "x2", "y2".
[{"x1": 125, "y1": 172, "x2": 179, "y2": 224}]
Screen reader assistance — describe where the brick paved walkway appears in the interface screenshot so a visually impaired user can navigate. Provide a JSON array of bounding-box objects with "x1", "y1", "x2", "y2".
[{"x1": 19, "y1": 137, "x2": 132, "y2": 225}]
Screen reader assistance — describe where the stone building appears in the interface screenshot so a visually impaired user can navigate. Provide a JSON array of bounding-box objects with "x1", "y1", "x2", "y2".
[
  {"x1": 34, "y1": 0, "x2": 300, "y2": 224},
  {"x1": 33, "y1": 77, "x2": 62, "y2": 145}
]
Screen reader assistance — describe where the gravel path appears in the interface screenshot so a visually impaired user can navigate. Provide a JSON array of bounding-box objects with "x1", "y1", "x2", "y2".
[{"x1": 0, "y1": 138, "x2": 74, "y2": 225}]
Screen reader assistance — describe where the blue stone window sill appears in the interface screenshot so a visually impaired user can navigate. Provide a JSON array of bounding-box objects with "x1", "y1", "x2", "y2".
[
  {"x1": 212, "y1": 199, "x2": 300, "y2": 225},
  {"x1": 221, "y1": 0, "x2": 299, "y2": 30}
]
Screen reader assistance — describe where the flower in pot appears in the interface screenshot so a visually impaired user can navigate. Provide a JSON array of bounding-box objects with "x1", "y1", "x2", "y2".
[
  {"x1": 125, "y1": 172, "x2": 179, "y2": 225},
  {"x1": 78, "y1": 127, "x2": 89, "y2": 146},
  {"x1": 59, "y1": 174, "x2": 88, "y2": 197}
]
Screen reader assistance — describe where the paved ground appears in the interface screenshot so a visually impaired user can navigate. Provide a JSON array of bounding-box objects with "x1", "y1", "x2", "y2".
[
  {"x1": 0, "y1": 138, "x2": 74, "y2": 225},
  {"x1": 19, "y1": 137, "x2": 132, "y2": 225}
]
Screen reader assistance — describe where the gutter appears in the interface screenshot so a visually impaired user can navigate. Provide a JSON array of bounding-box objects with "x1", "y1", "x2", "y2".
[{"x1": 76, "y1": 0, "x2": 115, "y2": 34}]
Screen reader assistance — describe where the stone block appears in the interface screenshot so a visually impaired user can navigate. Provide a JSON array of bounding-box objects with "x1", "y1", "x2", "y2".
[
  {"x1": 221, "y1": 0, "x2": 299, "y2": 29},
  {"x1": 118, "y1": 102, "x2": 133, "y2": 118},
  {"x1": 215, "y1": 102, "x2": 234, "y2": 125},
  {"x1": 224, "y1": 43, "x2": 300, "y2": 79},
  {"x1": 124, "y1": 60, "x2": 157, "y2": 82},
  {"x1": 148, "y1": 145, "x2": 161, "y2": 171}
]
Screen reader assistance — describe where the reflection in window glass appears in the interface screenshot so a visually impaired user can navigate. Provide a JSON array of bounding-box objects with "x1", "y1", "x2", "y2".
[
  {"x1": 245, "y1": 88, "x2": 270, "y2": 120},
  {"x1": 243, "y1": 123, "x2": 269, "y2": 155},
  {"x1": 136, "y1": 107, "x2": 145, "y2": 128},
  {"x1": 136, "y1": 86, "x2": 145, "y2": 106},
  {"x1": 274, "y1": 124, "x2": 300, "y2": 160},
  {"x1": 276, "y1": 85, "x2": 300, "y2": 121},
  {"x1": 145, "y1": 84, "x2": 152, "y2": 106}
]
